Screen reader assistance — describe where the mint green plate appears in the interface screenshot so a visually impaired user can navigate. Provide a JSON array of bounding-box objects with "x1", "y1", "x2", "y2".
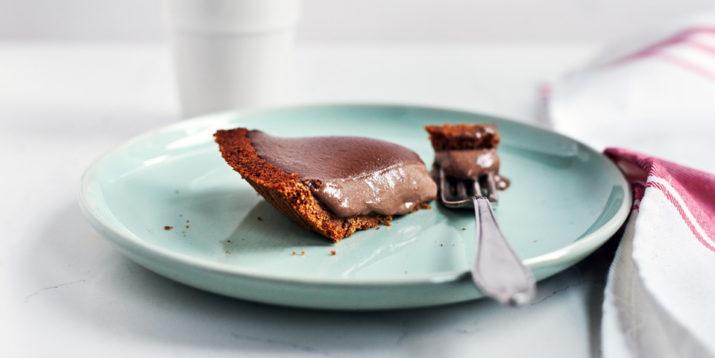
[{"x1": 79, "y1": 104, "x2": 630, "y2": 310}]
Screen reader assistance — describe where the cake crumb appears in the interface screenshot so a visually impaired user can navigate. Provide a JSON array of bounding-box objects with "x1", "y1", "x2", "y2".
[
  {"x1": 385, "y1": 221, "x2": 392, "y2": 227},
  {"x1": 292, "y1": 251, "x2": 297, "y2": 255},
  {"x1": 225, "y1": 250, "x2": 230, "y2": 254},
  {"x1": 461, "y1": 227, "x2": 467, "y2": 231},
  {"x1": 164, "y1": 226, "x2": 173, "y2": 230},
  {"x1": 375, "y1": 227, "x2": 380, "y2": 230},
  {"x1": 257, "y1": 216, "x2": 263, "y2": 221},
  {"x1": 185, "y1": 225, "x2": 190, "y2": 229},
  {"x1": 227, "y1": 240, "x2": 232, "y2": 243},
  {"x1": 301, "y1": 251, "x2": 305, "y2": 255},
  {"x1": 330, "y1": 250, "x2": 336, "y2": 256},
  {"x1": 440, "y1": 243, "x2": 443, "y2": 247}
]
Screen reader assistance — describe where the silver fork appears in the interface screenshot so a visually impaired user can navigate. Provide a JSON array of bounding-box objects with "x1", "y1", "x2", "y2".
[{"x1": 439, "y1": 168, "x2": 536, "y2": 306}]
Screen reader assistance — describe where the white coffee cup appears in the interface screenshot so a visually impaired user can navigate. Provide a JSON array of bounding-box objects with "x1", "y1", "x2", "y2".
[{"x1": 164, "y1": 0, "x2": 301, "y2": 118}]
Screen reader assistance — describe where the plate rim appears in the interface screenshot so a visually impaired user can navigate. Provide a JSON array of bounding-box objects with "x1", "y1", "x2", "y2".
[{"x1": 78, "y1": 102, "x2": 632, "y2": 287}]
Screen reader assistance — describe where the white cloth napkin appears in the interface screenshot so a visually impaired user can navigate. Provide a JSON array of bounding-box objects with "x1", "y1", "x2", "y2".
[{"x1": 545, "y1": 16, "x2": 715, "y2": 358}]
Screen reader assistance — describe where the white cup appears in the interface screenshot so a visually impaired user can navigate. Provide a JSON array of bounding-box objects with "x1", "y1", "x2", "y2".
[{"x1": 164, "y1": 0, "x2": 301, "y2": 118}]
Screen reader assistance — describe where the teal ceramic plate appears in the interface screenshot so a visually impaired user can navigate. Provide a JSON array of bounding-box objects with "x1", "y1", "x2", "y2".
[{"x1": 79, "y1": 104, "x2": 630, "y2": 310}]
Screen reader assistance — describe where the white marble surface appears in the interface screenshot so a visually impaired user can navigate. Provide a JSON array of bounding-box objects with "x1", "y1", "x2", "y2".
[{"x1": 1, "y1": 43, "x2": 614, "y2": 357}]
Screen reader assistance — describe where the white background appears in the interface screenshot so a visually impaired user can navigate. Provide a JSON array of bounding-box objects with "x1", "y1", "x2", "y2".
[
  {"x1": 2, "y1": 1, "x2": 714, "y2": 357},
  {"x1": 1, "y1": 0, "x2": 714, "y2": 44}
]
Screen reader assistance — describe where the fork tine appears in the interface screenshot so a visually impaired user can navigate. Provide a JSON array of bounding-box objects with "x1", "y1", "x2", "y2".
[
  {"x1": 472, "y1": 178, "x2": 483, "y2": 199},
  {"x1": 486, "y1": 173, "x2": 498, "y2": 202},
  {"x1": 439, "y1": 168, "x2": 455, "y2": 203},
  {"x1": 455, "y1": 180, "x2": 468, "y2": 199},
  {"x1": 439, "y1": 168, "x2": 451, "y2": 198}
]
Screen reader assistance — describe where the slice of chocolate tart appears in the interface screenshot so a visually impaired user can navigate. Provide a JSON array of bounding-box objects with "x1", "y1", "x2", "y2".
[{"x1": 214, "y1": 128, "x2": 437, "y2": 242}]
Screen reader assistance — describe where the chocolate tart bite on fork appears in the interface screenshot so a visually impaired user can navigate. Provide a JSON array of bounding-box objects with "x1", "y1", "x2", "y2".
[{"x1": 425, "y1": 123, "x2": 535, "y2": 305}]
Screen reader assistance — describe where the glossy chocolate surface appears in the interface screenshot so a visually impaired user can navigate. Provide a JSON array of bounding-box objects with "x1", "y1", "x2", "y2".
[{"x1": 248, "y1": 131, "x2": 437, "y2": 217}]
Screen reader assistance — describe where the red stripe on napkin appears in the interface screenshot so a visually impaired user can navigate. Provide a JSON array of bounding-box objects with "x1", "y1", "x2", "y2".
[
  {"x1": 607, "y1": 27, "x2": 715, "y2": 66},
  {"x1": 603, "y1": 27, "x2": 715, "y2": 82},
  {"x1": 605, "y1": 148, "x2": 715, "y2": 252},
  {"x1": 658, "y1": 53, "x2": 715, "y2": 82}
]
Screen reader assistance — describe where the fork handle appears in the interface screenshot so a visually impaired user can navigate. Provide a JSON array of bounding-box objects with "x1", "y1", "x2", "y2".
[{"x1": 472, "y1": 197, "x2": 536, "y2": 306}]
